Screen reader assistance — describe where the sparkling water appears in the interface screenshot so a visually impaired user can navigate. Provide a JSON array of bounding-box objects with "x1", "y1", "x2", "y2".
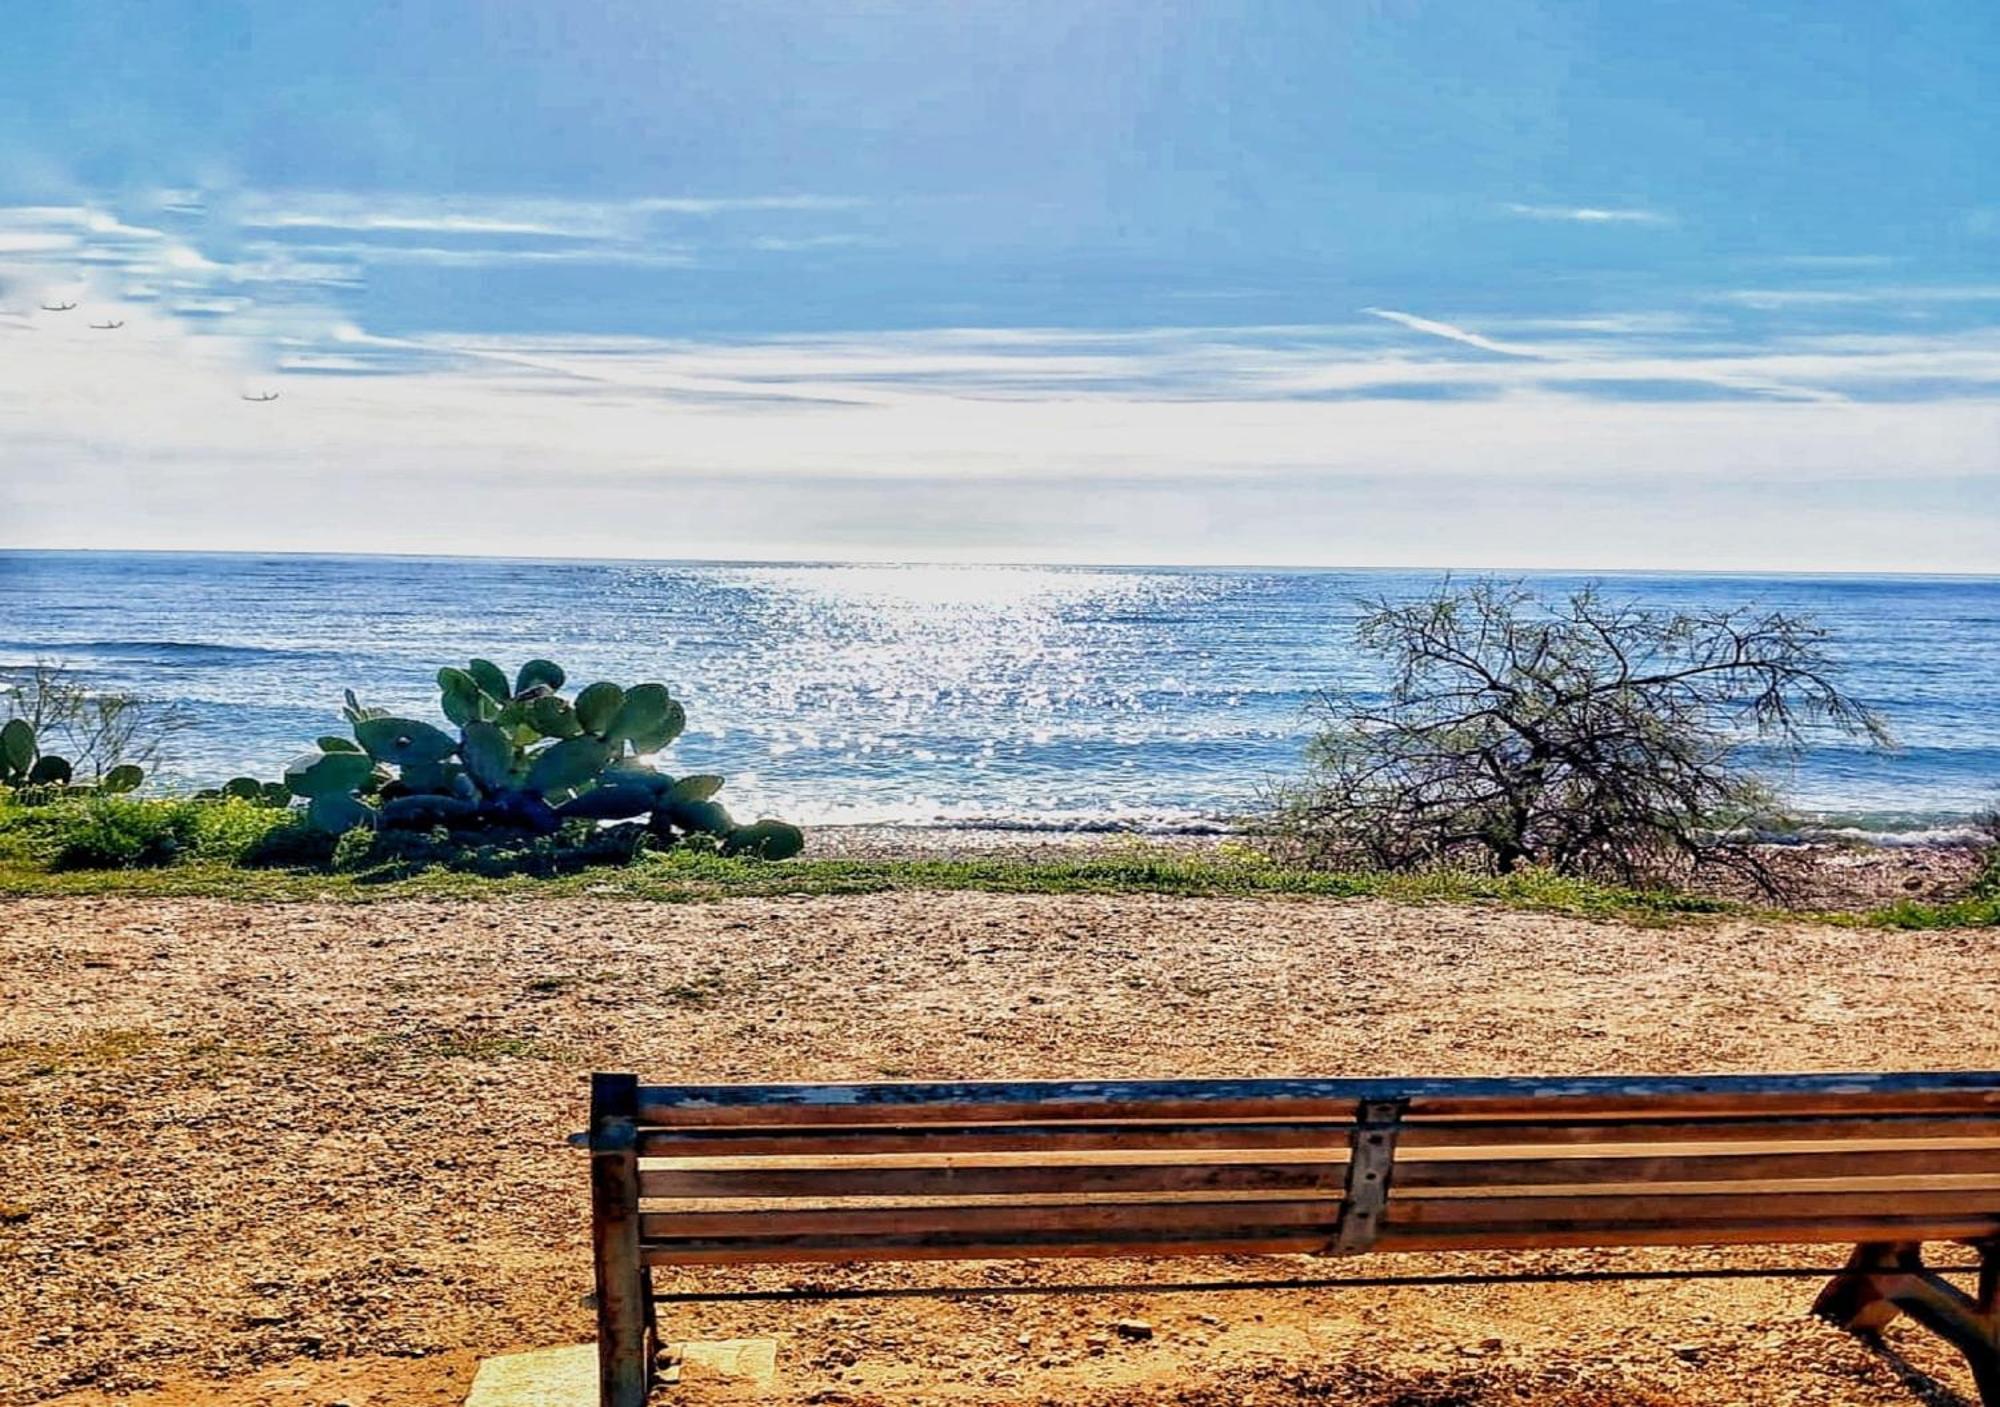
[{"x1": 2, "y1": 551, "x2": 1995, "y2": 840}]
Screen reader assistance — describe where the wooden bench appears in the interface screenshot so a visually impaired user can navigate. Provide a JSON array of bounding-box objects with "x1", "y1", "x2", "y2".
[{"x1": 587, "y1": 1071, "x2": 2000, "y2": 1406}]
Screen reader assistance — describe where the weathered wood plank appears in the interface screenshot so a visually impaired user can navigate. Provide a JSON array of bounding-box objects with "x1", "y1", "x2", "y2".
[
  {"x1": 639, "y1": 1187, "x2": 2000, "y2": 1247},
  {"x1": 634, "y1": 1113, "x2": 2000, "y2": 1159},
  {"x1": 643, "y1": 1197, "x2": 1339, "y2": 1242},
  {"x1": 590, "y1": 1074, "x2": 651, "y2": 1407},
  {"x1": 638, "y1": 1213, "x2": 2000, "y2": 1267},
  {"x1": 633, "y1": 1072, "x2": 2000, "y2": 1127},
  {"x1": 639, "y1": 1160, "x2": 1334, "y2": 1199},
  {"x1": 1393, "y1": 1188, "x2": 2000, "y2": 1227},
  {"x1": 635, "y1": 1147, "x2": 2000, "y2": 1201},
  {"x1": 1404, "y1": 1148, "x2": 2000, "y2": 1188}
]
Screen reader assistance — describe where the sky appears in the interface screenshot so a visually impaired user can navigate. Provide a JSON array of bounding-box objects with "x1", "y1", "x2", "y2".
[{"x1": 1, "y1": 1, "x2": 1996, "y2": 571}]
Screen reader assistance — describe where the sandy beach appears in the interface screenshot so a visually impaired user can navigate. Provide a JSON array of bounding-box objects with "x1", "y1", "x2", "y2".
[{"x1": 5, "y1": 889, "x2": 1997, "y2": 1406}]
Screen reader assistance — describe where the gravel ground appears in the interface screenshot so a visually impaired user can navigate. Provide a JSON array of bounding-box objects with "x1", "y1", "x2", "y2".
[{"x1": 3, "y1": 891, "x2": 1997, "y2": 1406}]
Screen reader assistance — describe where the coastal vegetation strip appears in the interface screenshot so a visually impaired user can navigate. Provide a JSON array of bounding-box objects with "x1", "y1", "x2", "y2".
[{"x1": 0, "y1": 814, "x2": 1991, "y2": 929}]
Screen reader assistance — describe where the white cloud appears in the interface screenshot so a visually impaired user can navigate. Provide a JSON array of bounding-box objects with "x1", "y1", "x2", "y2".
[
  {"x1": 0, "y1": 232, "x2": 77, "y2": 255},
  {"x1": 749, "y1": 234, "x2": 884, "y2": 251},
  {"x1": 3, "y1": 191, "x2": 1997, "y2": 571},
  {"x1": 264, "y1": 239, "x2": 696, "y2": 270},
  {"x1": 634, "y1": 195, "x2": 867, "y2": 216},
  {"x1": 6, "y1": 329, "x2": 1994, "y2": 570},
  {"x1": 1718, "y1": 284, "x2": 2000, "y2": 309},
  {"x1": 1767, "y1": 254, "x2": 1898, "y2": 270},
  {"x1": 1361, "y1": 306, "x2": 1862, "y2": 402},
  {"x1": 231, "y1": 190, "x2": 866, "y2": 238},
  {"x1": 1505, "y1": 203, "x2": 1669, "y2": 224},
  {"x1": 1362, "y1": 307, "x2": 1548, "y2": 359}
]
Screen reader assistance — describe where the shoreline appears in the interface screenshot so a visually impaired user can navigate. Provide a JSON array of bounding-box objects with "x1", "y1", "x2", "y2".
[
  {"x1": 804, "y1": 824, "x2": 1990, "y2": 912},
  {"x1": 801, "y1": 819, "x2": 1998, "y2": 848}
]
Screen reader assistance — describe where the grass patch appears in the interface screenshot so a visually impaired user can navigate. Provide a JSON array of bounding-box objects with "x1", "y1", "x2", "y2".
[
  {"x1": 661, "y1": 967, "x2": 737, "y2": 1008},
  {"x1": 1827, "y1": 844, "x2": 2000, "y2": 930},
  {"x1": 1835, "y1": 895, "x2": 2000, "y2": 929},
  {"x1": 2, "y1": 794, "x2": 1991, "y2": 929},
  {"x1": 350, "y1": 1030, "x2": 581, "y2": 1065},
  {"x1": 0, "y1": 842, "x2": 1738, "y2": 919},
  {"x1": 0, "y1": 793, "x2": 295, "y2": 870},
  {"x1": 0, "y1": 1027, "x2": 162, "y2": 1077}
]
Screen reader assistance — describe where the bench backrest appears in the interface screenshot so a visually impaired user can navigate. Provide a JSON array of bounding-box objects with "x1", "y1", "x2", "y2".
[{"x1": 595, "y1": 1072, "x2": 2000, "y2": 1268}]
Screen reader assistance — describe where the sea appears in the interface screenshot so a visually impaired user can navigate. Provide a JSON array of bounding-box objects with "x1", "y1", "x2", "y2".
[{"x1": 2, "y1": 551, "x2": 1996, "y2": 844}]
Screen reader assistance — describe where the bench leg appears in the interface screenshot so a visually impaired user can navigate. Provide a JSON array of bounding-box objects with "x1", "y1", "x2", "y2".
[
  {"x1": 592, "y1": 1073, "x2": 654, "y2": 1406},
  {"x1": 1815, "y1": 1241, "x2": 2000, "y2": 1407}
]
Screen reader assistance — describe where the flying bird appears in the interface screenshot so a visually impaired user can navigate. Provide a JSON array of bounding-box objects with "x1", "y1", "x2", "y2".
[
  {"x1": 40, "y1": 300, "x2": 77, "y2": 312},
  {"x1": 90, "y1": 319, "x2": 125, "y2": 330},
  {"x1": 241, "y1": 391, "x2": 280, "y2": 402}
]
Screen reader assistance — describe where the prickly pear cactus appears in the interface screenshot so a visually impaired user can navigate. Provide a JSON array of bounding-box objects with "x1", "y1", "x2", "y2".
[
  {"x1": 0, "y1": 717, "x2": 140, "y2": 795},
  {"x1": 281, "y1": 660, "x2": 801, "y2": 859}
]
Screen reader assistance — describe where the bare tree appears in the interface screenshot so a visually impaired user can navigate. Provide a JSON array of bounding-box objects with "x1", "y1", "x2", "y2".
[
  {"x1": 1275, "y1": 580, "x2": 1889, "y2": 894},
  {"x1": 0, "y1": 660, "x2": 196, "y2": 783}
]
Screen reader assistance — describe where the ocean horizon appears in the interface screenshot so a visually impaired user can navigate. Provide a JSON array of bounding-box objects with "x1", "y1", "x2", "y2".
[{"x1": 4, "y1": 548, "x2": 1997, "y2": 843}]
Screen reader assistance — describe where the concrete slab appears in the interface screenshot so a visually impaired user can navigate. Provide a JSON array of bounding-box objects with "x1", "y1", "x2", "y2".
[
  {"x1": 662, "y1": 1337, "x2": 779, "y2": 1389},
  {"x1": 464, "y1": 1343, "x2": 595, "y2": 1406},
  {"x1": 464, "y1": 1339, "x2": 778, "y2": 1404}
]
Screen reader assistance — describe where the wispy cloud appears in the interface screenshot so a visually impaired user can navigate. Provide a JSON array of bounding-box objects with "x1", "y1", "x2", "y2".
[
  {"x1": 1766, "y1": 254, "x2": 1899, "y2": 270},
  {"x1": 6, "y1": 187, "x2": 1999, "y2": 569},
  {"x1": 8, "y1": 308, "x2": 1994, "y2": 570},
  {"x1": 748, "y1": 234, "x2": 885, "y2": 252},
  {"x1": 269, "y1": 239, "x2": 697, "y2": 270},
  {"x1": 0, "y1": 232, "x2": 76, "y2": 255},
  {"x1": 1717, "y1": 284, "x2": 2000, "y2": 310},
  {"x1": 0, "y1": 188, "x2": 897, "y2": 352},
  {"x1": 230, "y1": 190, "x2": 867, "y2": 238},
  {"x1": 1362, "y1": 307, "x2": 1548, "y2": 359},
  {"x1": 634, "y1": 195, "x2": 867, "y2": 216},
  {"x1": 1361, "y1": 306, "x2": 1853, "y2": 403},
  {"x1": 1504, "y1": 203, "x2": 1669, "y2": 224}
]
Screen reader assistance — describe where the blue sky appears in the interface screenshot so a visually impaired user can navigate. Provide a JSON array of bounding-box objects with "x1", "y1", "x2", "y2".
[{"x1": 2, "y1": 1, "x2": 1996, "y2": 569}]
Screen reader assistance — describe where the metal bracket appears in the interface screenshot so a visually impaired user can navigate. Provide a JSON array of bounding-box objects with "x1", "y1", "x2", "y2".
[{"x1": 1323, "y1": 1098, "x2": 1406, "y2": 1256}]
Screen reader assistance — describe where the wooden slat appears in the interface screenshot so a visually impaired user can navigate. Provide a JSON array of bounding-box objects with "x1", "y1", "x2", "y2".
[
  {"x1": 637, "y1": 1121, "x2": 1357, "y2": 1158},
  {"x1": 641, "y1": 1187, "x2": 2000, "y2": 1249},
  {"x1": 1404, "y1": 1147, "x2": 2000, "y2": 1189},
  {"x1": 635, "y1": 1112, "x2": 2000, "y2": 1159},
  {"x1": 1392, "y1": 1187, "x2": 2000, "y2": 1227},
  {"x1": 633, "y1": 1072, "x2": 2000, "y2": 1128},
  {"x1": 637, "y1": 1146, "x2": 2000, "y2": 1201},
  {"x1": 640, "y1": 1160, "x2": 1335, "y2": 1200},
  {"x1": 639, "y1": 1213, "x2": 2000, "y2": 1267},
  {"x1": 644, "y1": 1198, "x2": 1338, "y2": 1242},
  {"x1": 1371, "y1": 1216, "x2": 2000, "y2": 1253},
  {"x1": 644, "y1": 1231, "x2": 1333, "y2": 1266}
]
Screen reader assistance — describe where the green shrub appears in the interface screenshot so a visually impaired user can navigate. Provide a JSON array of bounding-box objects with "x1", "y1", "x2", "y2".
[
  {"x1": 43, "y1": 797, "x2": 297, "y2": 870},
  {"x1": 331, "y1": 817, "x2": 654, "y2": 877},
  {"x1": 329, "y1": 825, "x2": 375, "y2": 871},
  {"x1": 52, "y1": 799, "x2": 198, "y2": 869},
  {"x1": 185, "y1": 798, "x2": 298, "y2": 863},
  {"x1": 1970, "y1": 846, "x2": 2000, "y2": 904}
]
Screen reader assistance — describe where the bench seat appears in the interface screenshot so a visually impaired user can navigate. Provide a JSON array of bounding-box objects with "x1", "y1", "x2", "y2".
[{"x1": 587, "y1": 1071, "x2": 2000, "y2": 1405}]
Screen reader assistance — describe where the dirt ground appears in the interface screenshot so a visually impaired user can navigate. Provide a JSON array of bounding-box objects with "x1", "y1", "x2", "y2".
[{"x1": 3, "y1": 891, "x2": 1997, "y2": 1406}]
